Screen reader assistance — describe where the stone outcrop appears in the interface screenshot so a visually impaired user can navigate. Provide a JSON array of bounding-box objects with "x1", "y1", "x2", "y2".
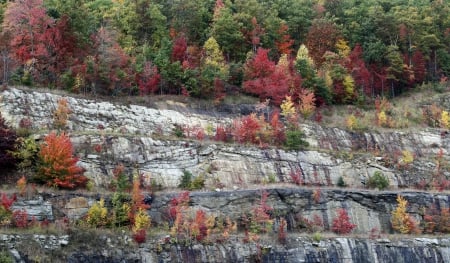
[
  {"x1": 2, "y1": 87, "x2": 450, "y2": 262},
  {"x1": 1, "y1": 234, "x2": 449, "y2": 263},
  {"x1": 1, "y1": 87, "x2": 448, "y2": 190}
]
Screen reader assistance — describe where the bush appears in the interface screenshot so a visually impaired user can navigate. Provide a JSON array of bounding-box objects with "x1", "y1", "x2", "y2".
[
  {"x1": 367, "y1": 171, "x2": 389, "y2": 190},
  {"x1": 0, "y1": 250, "x2": 13, "y2": 263},
  {"x1": 337, "y1": 176, "x2": 347, "y2": 187},
  {"x1": 285, "y1": 129, "x2": 309, "y2": 151},
  {"x1": 179, "y1": 170, "x2": 193, "y2": 189},
  {"x1": 332, "y1": 208, "x2": 356, "y2": 234},
  {"x1": 86, "y1": 199, "x2": 108, "y2": 227}
]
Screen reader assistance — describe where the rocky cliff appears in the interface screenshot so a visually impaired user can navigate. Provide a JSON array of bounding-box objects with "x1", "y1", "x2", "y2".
[{"x1": 1, "y1": 87, "x2": 450, "y2": 263}]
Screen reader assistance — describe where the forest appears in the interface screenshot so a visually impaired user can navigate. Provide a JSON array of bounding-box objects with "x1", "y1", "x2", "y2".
[{"x1": 0, "y1": 0, "x2": 449, "y2": 106}]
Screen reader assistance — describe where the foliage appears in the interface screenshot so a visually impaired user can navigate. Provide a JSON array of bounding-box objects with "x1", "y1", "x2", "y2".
[
  {"x1": 423, "y1": 206, "x2": 450, "y2": 234},
  {"x1": 12, "y1": 209, "x2": 28, "y2": 228},
  {"x1": 129, "y1": 175, "x2": 150, "y2": 226},
  {"x1": 36, "y1": 132, "x2": 87, "y2": 189},
  {"x1": 440, "y1": 110, "x2": 450, "y2": 129},
  {"x1": 285, "y1": 129, "x2": 309, "y2": 151},
  {"x1": 86, "y1": 198, "x2": 108, "y2": 228},
  {"x1": 0, "y1": 250, "x2": 13, "y2": 263},
  {"x1": 331, "y1": 208, "x2": 356, "y2": 235},
  {"x1": 367, "y1": 171, "x2": 389, "y2": 190},
  {"x1": 337, "y1": 177, "x2": 347, "y2": 188},
  {"x1": 0, "y1": 113, "x2": 17, "y2": 173},
  {"x1": 16, "y1": 176, "x2": 27, "y2": 197},
  {"x1": 278, "y1": 218, "x2": 287, "y2": 244},
  {"x1": 0, "y1": 193, "x2": 16, "y2": 226},
  {"x1": 12, "y1": 132, "x2": 39, "y2": 172},
  {"x1": 53, "y1": 98, "x2": 71, "y2": 130},
  {"x1": 391, "y1": 195, "x2": 420, "y2": 234}
]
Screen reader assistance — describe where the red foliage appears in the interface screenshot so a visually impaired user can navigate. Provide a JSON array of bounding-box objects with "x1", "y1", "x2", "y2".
[
  {"x1": 137, "y1": 61, "x2": 161, "y2": 95},
  {"x1": 38, "y1": 132, "x2": 87, "y2": 189},
  {"x1": 168, "y1": 191, "x2": 190, "y2": 221},
  {"x1": 214, "y1": 125, "x2": 228, "y2": 142},
  {"x1": 3, "y1": 0, "x2": 53, "y2": 63},
  {"x1": 306, "y1": 20, "x2": 341, "y2": 67},
  {"x1": 269, "y1": 111, "x2": 286, "y2": 145},
  {"x1": 332, "y1": 208, "x2": 356, "y2": 234},
  {"x1": 412, "y1": 50, "x2": 426, "y2": 84},
  {"x1": 132, "y1": 229, "x2": 147, "y2": 244},
  {"x1": 193, "y1": 210, "x2": 208, "y2": 242},
  {"x1": 232, "y1": 114, "x2": 261, "y2": 144},
  {"x1": 345, "y1": 44, "x2": 371, "y2": 96},
  {"x1": 275, "y1": 24, "x2": 294, "y2": 55},
  {"x1": 171, "y1": 35, "x2": 187, "y2": 63},
  {"x1": 244, "y1": 48, "x2": 302, "y2": 105},
  {"x1": 12, "y1": 209, "x2": 28, "y2": 228},
  {"x1": 129, "y1": 177, "x2": 150, "y2": 225},
  {"x1": 1, "y1": 193, "x2": 16, "y2": 211}
]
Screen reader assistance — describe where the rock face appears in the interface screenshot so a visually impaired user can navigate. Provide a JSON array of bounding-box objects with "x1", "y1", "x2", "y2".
[
  {"x1": 2, "y1": 87, "x2": 450, "y2": 262},
  {"x1": 1, "y1": 87, "x2": 448, "y2": 190},
  {"x1": 1, "y1": 234, "x2": 449, "y2": 263}
]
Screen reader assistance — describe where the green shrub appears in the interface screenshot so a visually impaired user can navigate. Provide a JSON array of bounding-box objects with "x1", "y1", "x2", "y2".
[
  {"x1": 190, "y1": 174, "x2": 205, "y2": 190},
  {"x1": 179, "y1": 170, "x2": 193, "y2": 189},
  {"x1": 178, "y1": 170, "x2": 204, "y2": 190},
  {"x1": 285, "y1": 129, "x2": 309, "y2": 151},
  {"x1": 0, "y1": 250, "x2": 13, "y2": 263},
  {"x1": 367, "y1": 171, "x2": 389, "y2": 190},
  {"x1": 337, "y1": 176, "x2": 347, "y2": 187}
]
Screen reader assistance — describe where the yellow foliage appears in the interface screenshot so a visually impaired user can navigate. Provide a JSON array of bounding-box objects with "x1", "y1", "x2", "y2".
[
  {"x1": 346, "y1": 114, "x2": 358, "y2": 131},
  {"x1": 280, "y1": 96, "x2": 296, "y2": 119},
  {"x1": 391, "y1": 195, "x2": 419, "y2": 234},
  {"x1": 133, "y1": 208, "x2": 151, "y2": 232},
  {"x1": 377, "y1": 111, "x2": 387, "y2": 127},
  {"x1": 343, "y1": 75, "x2": 355, "y2": 102},
  {"x1": 86, "y1": 199, "x2": 108, "y2": 227},
  {"x1": 336, "y1": 39, "x2": 351, "y2": 58},
  {"x1": 203, "y1": 37, "x2": 229, "y2": 78},
  {"x1": 400, "y1": 150, "x2": 414, "y2": 165},
  {"x1": 295, "y1": 44, "x2": 314, "y2": 67},
  {"x1": 440, "y1": 110, "x2": 450, "y2": 129}
]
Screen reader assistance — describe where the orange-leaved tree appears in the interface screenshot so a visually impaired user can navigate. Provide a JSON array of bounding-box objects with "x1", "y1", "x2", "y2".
[{"x1": 37, "y1": 132, "x2": 87, "y2": 189}]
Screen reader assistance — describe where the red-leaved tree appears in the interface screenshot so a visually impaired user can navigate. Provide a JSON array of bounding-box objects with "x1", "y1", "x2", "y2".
[
  {"x1": 37, "y1": 132, "x2": 87, "y2": 189},
  {"x1": 331, "y1": 208, "x2": 356, "y2": 234}
]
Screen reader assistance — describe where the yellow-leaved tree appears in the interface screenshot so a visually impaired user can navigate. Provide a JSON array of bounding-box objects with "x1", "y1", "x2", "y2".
[{"x1": 391, "y1": 195, "x2": 420, "y2": 234}]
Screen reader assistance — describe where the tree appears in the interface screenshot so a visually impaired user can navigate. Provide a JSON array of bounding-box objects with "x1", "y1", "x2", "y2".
[
  {"x1": 391, "y1": 195, "x2": 419, "y2": 234},
  {"x1": 198, "y1": 37, "x2": 229, "y2": 98},
  {"x1": 331, "y1": 208, "x2": 356, "y2": 234},
  {"x1": 36, "y1": 132, "x2": 87, "y2": 189},
  {"x1": 244, "y1": 48, "x2": 298, "y2": 105},
  {"x1": 0, "y1": 113, "x2": 17, "y2": 173},
  {"x1": 275, "y1": 23, "x2": 294, "y2": 56},
  {"x1": 136, "y1": 61, "x2": 160, "y2": 95},
  {"x1": 306, "y1": 19, "x2": 341, "y2": 68},
  {"x1": 211, "y1": 4, "x2": 245, "y2": 61}
]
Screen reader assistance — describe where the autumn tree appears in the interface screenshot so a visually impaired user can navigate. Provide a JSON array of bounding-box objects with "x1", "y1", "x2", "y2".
[
  {"x1": 36, "y1": 132, "x2": 87, "y2": 189},
  {"x1": 244, "y1": 48, "x2": 300, "y2": 105},
  {"x1": 332, "y1": 208, "x2": 356, "y2": 235},
  {"x1": 136, "y1": 61, "x2": 160, "y2": 95},
  {"x1": 197, "y1": 37, "x2": 229, "y2": 98},
  {"x1": 391, "y1": 195, "x2": 420, "y2": 234},
  {"x1": 306, "y1": 19, "x2": 341, "y2": 68}
]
